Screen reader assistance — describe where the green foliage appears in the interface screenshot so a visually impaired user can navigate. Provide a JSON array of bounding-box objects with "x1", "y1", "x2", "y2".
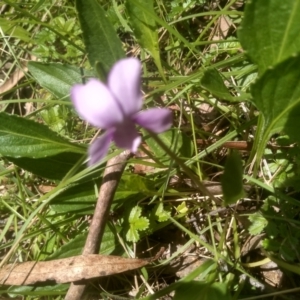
[
  {"x1": 126, "y1": 206, "x2": 149, "y2": 242},
  {"x1": 126, "y1": 0, "x2": 163, "y2": 76},
  {"x1": 0, "y1": 18, "x2": 33, "y2": 43},
  {"x1": 28, "y1": 62, "x2": 92, "y2": 100},
  {"x1": 251, "y1": 55, "x2": 300, "y2": 137},
  {"x1": 174, "y1": 282, "x2": 230, "y2": 300},
  {"x1": 239, "y1": 0, "x2": 300, "y2": 168},
  {"x1": 201, "y1": 68, "x2": 234, "y2": 102},
  {"x1": 4, "y1": 0, "x2": 300, "y2": 298},
  {"x1": 248, "y1": 212, "x2": 268, "y2": 235},
  {"x1": 47, "y1": 224, "x2": 122, "y2": 259},
  {"x1": 8, "y1": 152, "x2": 84, "y2": 180},
  {"x1": 239, "y1": 0, "x2": 300, "y2": 74},
  {"x1": 75, "y1": 0, "x2": 125, "y2": 72},
  {"x1": 154, "y1": 202, "x2": 171, "y2": 222},
  {"x1": 0, "y1": 112, "x2": 84, "y2": 158},
  {"x1": 145, "y1": 129, "x2": 193, "y2": 165},
  {"x1": 221, "y1": 150, "x2": 245, "y2": 205}
]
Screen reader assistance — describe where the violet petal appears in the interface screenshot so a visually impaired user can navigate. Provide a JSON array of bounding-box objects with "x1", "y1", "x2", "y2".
[
  {"x1": 133, "y1": 108, "x2": 173, "y2": 133},
  {"x1": 71, "y1": 79, "x2": 123, "y2": 128},
  {"x1": 88, "y1": 129, "x2": 114, "y2": 166},
  {"x1": 114, "y1": 120, "x2": 141, "y2": 152},
  {"x1": 108, "y1": 58, "x2": 143, "y2": 116}
]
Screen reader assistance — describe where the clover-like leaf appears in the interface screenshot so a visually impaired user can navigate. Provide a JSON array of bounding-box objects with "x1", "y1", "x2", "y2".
[
  {"x1": 126, "y1": 206, "x2": 149, "y2": 242},
  {"x1": 154, "y1": 202, "x2": 171, "y2": 222}
]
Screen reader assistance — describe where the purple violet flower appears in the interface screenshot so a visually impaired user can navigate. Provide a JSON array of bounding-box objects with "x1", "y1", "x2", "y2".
[{"x1": 71, "y1": 58, "x2": 173, "y2": 165}]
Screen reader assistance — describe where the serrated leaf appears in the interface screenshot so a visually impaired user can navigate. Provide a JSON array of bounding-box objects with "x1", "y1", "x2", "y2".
[
  {"x1": 248, "y1": 213, "x2": 268, "y2": 235},
  {"x1": 126, "y1": 0, "x2": 163, "y2": 74},
  {"x1": 0, "y1": 113, "x2": 84, "y2": 158},
  {"x1": 221, "y1": 150, "x2": 245, "y2": 205},
  {"x1": 155, "y1": 202, "x2": 171, "y2": 222},
  {"x1": 126, "y1": 227, "x2": 140, "y2": 243},
  {"x1": 132, "y1": 217, "x2": 149, "y2": 231},
  {"x1": 28, "y1": 62, "x2": 90, "y2": 100},
  {"x1": 75, "y1": 0, "x2": 125, "y2": 71},
  {"x1": 239, "y1": 0, "x2": 300, "y2": 74},
  {"x1": 201, "y1": 68, "x2": 233, "y2": 101},
  {"x1": 127, "y1": 206, "x2": 149, "y2": 242},
  {"x1": 129, "y1": 206, "x2": 142, "y2": 222}
]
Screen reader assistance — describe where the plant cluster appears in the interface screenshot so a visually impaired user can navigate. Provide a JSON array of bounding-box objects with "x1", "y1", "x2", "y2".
[{"x1": 1, "y1": 0, "x2": 300, "y2": 299}]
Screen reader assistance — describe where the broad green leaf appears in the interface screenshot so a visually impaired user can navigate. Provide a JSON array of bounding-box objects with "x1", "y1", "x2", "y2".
[
  {"x1": 251, "y1": 55, "x2": 300, "y2": 142},
  {"x1": 8, "y1": 152, "x2": 84, "y2": 180},
  {"x1": 51, "y1": 173, "x2": 155, "y2": 213},
  {"x1": 174, "y1": 282, "x2": 230, "y2": 300},
  {"x1": 75, "y1": 0, "x2": 125, "y2": 71},
  {"x1": 46, "y1": 225, "x2": 122, "y2": 259},
  {"x1": 201, "y1": 68, "x2": 233, "y2": 101},
  {"x1": 126, "y1": 0, "x2": 163, "y2": 76},
  {"x1": 145, "y1": 129, "x2": 193, "y2": 165},
  {"x1": 28, "y1": 62, "x2": 89, "y2": 99},
  {"x1": 51, "y1": 180, "x2": 97, "y2": 214},
  {"x1": 221, "y1": 150, "x2": 245, "y2": 205},
  {"x1": 0, "y1": 113, "x2": 85, "y2": 158},
  {"x1": 239, "y1": 0, "x2": 300, "y2": 74}
]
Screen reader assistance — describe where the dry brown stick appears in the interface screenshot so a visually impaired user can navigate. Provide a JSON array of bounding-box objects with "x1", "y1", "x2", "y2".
[{"x1": 65, "y1": 150, "x2": 132, "y2": 300}]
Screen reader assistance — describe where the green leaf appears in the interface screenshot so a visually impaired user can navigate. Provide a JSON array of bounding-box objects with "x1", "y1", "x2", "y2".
[
  {"x1": 145, "y1": 129, "x2": 193, "y2": 165},
  {"x1": 174, "y1": 282, "x2": 230, "y2": 300},
  {"x1": 8, "y1": 152, "x2": 84, "y2": 180},
  {"x1": 51, "y1": 173, "x2": 155, "y2": 213},
  {"x1": 251, "y1": 55, "x2": 300, "y2": 142},
  {"x1": 239, "y1": 0, "x2": 300, "y2": 74},
  {"x1": 46, "y1": 225, "x2": 122, "y2": 259},
  {"x1": 126, "y1": 0, "x2": 163, "y2": 76},
  {"x1": 0, "y1": 113, "x2": 85, "y2": 158},
  {"x1": 221, "y1": 150, "x2": 245, "y2": 205},
  {"x1": 126, "y1": 206, "x2": 149, "y2": 242},
  {"x1": 176, "y1": 201, "x2": 188, "y2": 215},
  {"x1": 248, "y1": 213, "x2": 268, "y2": 235},
  {"x1": 75, "y1": 0, "x2": 125, "y2": 70},
  {"x1": 28, "y1": 62, "x2": 89, "y2": 100},
  {"x1": 8, "y1": 284, "x2": 68, "y2": 297},
  {"x1": 201, "y1": 68, "x2": 233, "y2": 101},
  {"x1": 154, "y1": 202, "x2": 171, "y2": 222},
  {"x1": 51, "y1": 180, "x2": 97, "y2": 214}
]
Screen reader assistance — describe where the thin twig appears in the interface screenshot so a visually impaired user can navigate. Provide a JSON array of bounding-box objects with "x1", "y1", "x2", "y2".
[{"x1": 65, "y1": 150, "x2": 132, "y2": 300}]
